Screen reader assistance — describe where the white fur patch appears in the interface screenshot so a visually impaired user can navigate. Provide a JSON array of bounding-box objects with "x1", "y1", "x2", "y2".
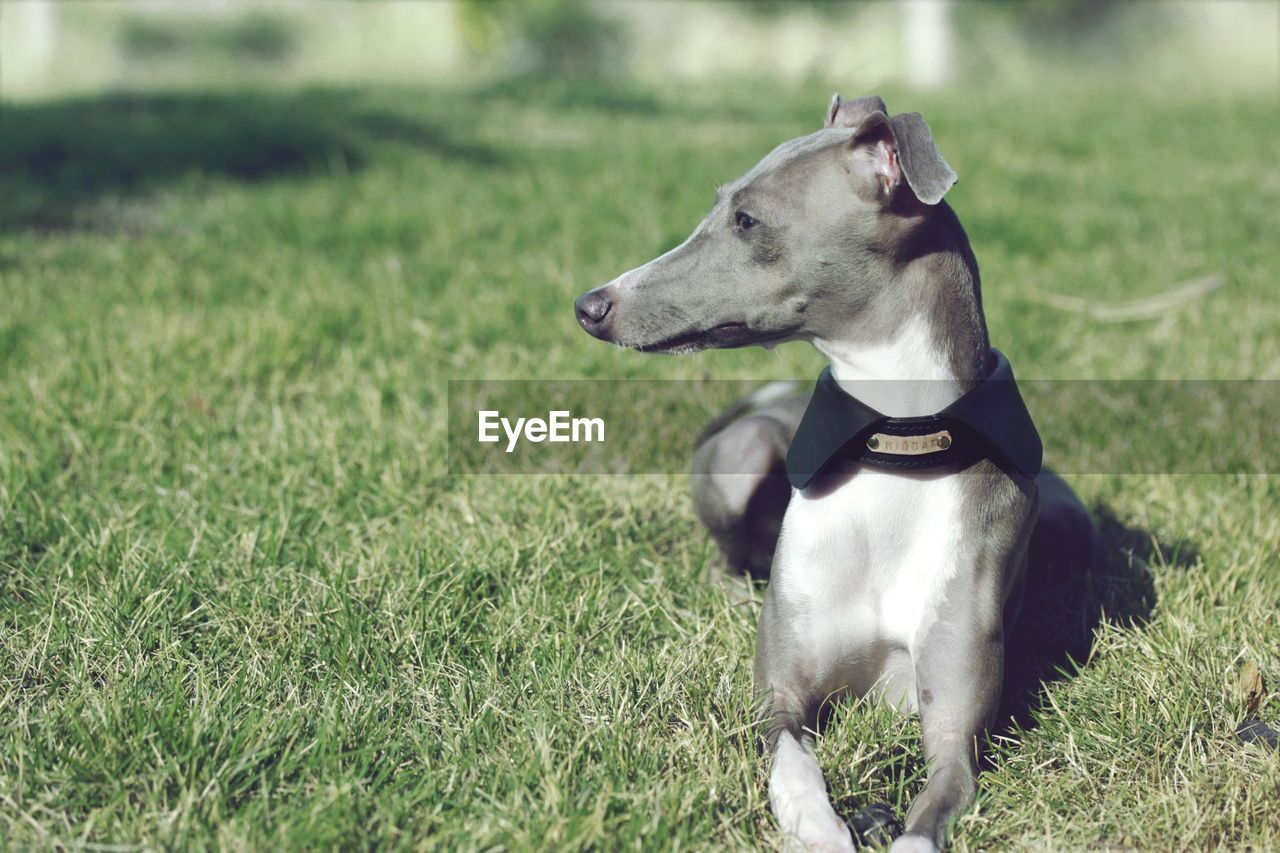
[
  {"x1": 815, "y1": 314, "x2": 960, "y2": 416},
  {"x1": 773, "y1": 466, "x2": 962, "y2": 706},
  {"x1": 769, "y1": 732, "x2": 856, "y2": 852}
]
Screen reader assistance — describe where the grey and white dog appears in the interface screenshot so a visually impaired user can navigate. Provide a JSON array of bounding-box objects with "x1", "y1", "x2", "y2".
[{"x1": 574, "y1": 94, "x2": 1096, "y2": 852}]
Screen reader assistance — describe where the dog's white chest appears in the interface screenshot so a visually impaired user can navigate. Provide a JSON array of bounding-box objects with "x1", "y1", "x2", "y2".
[{"x1": 772, "y1": 466, "x2": 964, "y2": 659}]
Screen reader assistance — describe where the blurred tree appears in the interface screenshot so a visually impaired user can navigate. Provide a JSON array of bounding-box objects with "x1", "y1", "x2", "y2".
[
  {"x1": 118, "y1": 11, "x2": 296, "y2": 63},
  {"x1": 455, "y1": 0, "x2": 624, "y2": 78},
  {"x1": 949, "y1": 0, "x2": 1172, "y2": 80},
  {"x1": 1005, "y1": 0, "x2": 1132, "y2": 43},
  {"x1": 731, "y1": 0, "x2": 849, "y2": 18}
]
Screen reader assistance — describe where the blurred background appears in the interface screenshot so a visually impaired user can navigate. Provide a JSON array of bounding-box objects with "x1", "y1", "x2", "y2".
[{"x1": 3, "y1": 0, "x2": 1277, "y2": 98}]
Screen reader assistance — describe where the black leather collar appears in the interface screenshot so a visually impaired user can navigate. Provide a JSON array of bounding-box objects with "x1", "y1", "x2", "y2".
[{"x1": 785, "y1": 349, "x2": 1042, "y2": 489}]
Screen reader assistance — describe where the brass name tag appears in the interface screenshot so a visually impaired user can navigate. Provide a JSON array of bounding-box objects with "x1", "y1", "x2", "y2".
[{"x1": 866, "y1": 430, "x2": 952, "y2": 455}]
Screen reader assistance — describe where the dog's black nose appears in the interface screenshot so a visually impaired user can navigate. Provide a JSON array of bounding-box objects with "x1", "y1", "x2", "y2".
[{"x1": 575, "y1": 290, "x2": 613, "y2": 328}]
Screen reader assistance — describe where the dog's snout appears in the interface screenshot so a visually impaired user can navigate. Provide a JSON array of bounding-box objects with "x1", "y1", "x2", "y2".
[{"x1": 574, "y1": 289, "x2": 613, "y2": 334}]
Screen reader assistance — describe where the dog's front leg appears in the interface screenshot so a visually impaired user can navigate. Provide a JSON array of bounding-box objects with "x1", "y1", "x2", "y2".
[
  {"x1": 766, "y1": 715, "x2": 855, "y2": 853},
  {"x1": 891, "y1": 606, "x2": 1003, "y2": 853},
  {"x1": 758, "y1": 606, "x2": 855, "y2": 853}
]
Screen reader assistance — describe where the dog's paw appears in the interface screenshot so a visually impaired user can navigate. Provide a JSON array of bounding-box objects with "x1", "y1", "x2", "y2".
[
  {"x1": 775, "y1": 800, "x2": 856, "y2": 853},
  {"x1": 848, "y1": 802, "x2": 902, "y2": 848},
  {"x1": 888, "y1": 833, "x2": 938, "y2": 853}
]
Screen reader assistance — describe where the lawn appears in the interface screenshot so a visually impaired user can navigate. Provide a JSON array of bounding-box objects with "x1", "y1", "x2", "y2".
[{"x1": 1, "y1": 78, "x2": 1278, "y2": 849}]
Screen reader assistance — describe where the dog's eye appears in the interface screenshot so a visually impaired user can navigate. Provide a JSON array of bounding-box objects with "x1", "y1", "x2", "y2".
[{"x1": 734, "y1": 211, "x2": 759, "y2": 232}]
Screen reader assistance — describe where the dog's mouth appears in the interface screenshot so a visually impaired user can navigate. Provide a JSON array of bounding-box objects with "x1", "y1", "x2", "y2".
[{"x1": 633, "y1": 322, "x2": 795, "y2": 354}]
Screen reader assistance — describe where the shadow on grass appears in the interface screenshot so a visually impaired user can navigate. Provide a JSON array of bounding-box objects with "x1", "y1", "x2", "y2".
[
  {"x1": 0, "y1": 88, "x2": 504, "y2": 232},
  {"x1": 996, "y1": 503, "x2": 1184, "y2": 737}
]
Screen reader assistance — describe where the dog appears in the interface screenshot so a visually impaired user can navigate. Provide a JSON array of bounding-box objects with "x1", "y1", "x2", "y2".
[{"x1": 574, "y1": 93, "x2": 1097, "y2": 852}]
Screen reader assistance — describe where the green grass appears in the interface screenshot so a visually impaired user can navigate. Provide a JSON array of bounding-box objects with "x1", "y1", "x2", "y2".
[{"x1": 1, "y1": 78, "x2": 1279, "y2": 849}]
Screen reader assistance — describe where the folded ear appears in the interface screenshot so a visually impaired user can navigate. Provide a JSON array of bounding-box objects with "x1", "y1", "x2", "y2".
[
  {"x1": 824, "y1": 92, "x2": 889, "y2": 129},
  {"x1": 887, "y1": 112, "x2": 957, "y2": 205},
  {"x1": 848, "y1": 111, "x2": 958, "y2": 206}
]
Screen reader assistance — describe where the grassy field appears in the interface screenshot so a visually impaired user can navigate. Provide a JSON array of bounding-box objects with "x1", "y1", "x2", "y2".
[{"x1": 2, "y1": 78, "x2": 1279, "y2": 849}]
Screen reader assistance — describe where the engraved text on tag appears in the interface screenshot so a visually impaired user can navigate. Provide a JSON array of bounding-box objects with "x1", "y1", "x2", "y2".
[{"x1": 866, "y1": 430, "x2": 953, "y2": 455}]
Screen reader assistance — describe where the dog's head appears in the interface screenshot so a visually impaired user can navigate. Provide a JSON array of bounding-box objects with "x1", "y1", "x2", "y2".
[{"x1": 574, "y1": 94, "x2": 958, "y2": 353}]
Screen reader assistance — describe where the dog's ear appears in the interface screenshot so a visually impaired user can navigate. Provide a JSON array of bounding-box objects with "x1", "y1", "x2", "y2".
[
  {"x1": 848, "y1": 111, "x2": 957, "y2": 206},
  {"x1": 888, "y1": 112, "x2": 957, "y2": 205},
  {"x1": 848, "y1": 112, "x2": 902, "y2": 200},
  {"x1": 825, "y1": 93, "x2": 889, "y2": 129}
]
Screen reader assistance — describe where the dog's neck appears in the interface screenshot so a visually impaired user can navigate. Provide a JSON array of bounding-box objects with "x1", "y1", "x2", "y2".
[{"x1": 814, "y1": 203, "x2": 990, "y2": 418}]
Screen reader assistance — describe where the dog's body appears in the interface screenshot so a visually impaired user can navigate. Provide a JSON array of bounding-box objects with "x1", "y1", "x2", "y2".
[{"x1": 575, "y1": 94, "x2": 1097, "y2": 852}]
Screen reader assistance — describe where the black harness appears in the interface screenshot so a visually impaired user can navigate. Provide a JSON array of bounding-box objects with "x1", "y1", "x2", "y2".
[{"x1": 785, "y1": 349, "x2": 1042, "y2": 489}]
